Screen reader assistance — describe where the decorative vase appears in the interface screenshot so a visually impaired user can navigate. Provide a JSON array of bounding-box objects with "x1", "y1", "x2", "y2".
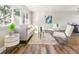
[{"x1": 9, "y1": 31, "x2": 15, "y2": 36}]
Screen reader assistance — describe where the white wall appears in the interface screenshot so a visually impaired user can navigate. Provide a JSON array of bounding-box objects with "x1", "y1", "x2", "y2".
[
  {"x1": 69, "y1": 15, "x2": 79, "y2": 24},
  {"x1": 32, "y1": 11, "x2": 79, "y2": 32}
]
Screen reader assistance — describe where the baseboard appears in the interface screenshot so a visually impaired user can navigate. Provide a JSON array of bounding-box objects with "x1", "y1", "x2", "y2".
[{"x1": 0, "y1": 46, "x2": 6, "y2": 53}]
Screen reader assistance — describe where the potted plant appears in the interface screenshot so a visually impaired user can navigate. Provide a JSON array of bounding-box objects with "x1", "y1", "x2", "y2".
[{"x1": 7, "y1": 23, "x2": 16, "y2": 36}]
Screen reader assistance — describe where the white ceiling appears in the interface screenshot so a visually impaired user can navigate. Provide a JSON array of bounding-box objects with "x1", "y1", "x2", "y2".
[{"x1": 26, "y1": 5, "x2": 79, "y2": 12}]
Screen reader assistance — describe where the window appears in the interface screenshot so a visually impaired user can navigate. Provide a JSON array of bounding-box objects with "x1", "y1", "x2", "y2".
[{"x1": 0, "y1": 5, "x2": 11, "y2": 25}]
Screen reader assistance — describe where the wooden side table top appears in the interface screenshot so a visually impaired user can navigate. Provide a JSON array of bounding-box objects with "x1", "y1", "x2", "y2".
[{"x1": 4, "y1": 33, "x2": 20, "y2": 47}]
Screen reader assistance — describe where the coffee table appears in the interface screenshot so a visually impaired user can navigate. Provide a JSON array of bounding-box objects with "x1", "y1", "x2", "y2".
[{"x1": 28, "y1": 32, "x2": 58, "y2": 45}]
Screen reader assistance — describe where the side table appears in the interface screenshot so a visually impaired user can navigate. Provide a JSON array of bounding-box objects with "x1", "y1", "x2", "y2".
[{"x1": 4, "y1": 33, "x2": 20, "y2": 53}]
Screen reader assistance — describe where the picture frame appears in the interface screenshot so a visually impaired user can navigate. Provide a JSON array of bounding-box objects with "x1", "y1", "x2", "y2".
[{"x1": 45, "y1": 16, "x2": 52, "y2": 24}]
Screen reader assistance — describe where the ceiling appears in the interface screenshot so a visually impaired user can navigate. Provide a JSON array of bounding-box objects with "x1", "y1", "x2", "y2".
[{"x1": 26, "y1": 5, "x2": 79, "y2": 12}]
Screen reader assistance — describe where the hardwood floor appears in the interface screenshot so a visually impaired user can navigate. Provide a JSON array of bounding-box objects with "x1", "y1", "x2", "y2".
[{"x1": 3, "y1": 33, "x2": 79, "y2": 54}]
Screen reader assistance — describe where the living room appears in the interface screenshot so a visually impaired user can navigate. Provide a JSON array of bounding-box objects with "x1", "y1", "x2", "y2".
[{"x1": 0, "y1": 5, "x2": 79, "y2": 54}]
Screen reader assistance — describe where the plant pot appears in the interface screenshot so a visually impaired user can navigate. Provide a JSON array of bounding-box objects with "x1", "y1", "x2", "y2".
[{"x1": 9, "y1": 31, "x2": 14, "y2": 36}]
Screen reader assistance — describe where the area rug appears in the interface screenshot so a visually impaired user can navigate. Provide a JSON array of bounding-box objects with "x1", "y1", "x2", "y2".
[{"x1": 28, "y1": 33, "x2": 58, "y2": 45}]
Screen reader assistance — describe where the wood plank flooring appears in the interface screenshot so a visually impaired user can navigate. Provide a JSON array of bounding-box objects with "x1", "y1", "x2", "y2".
[
  {"x1": 8, "y1": 44, "x2": 79, "y2": 54},
  {"x1": 3, "y1": 33, "x2": 79, "y2": 54}
]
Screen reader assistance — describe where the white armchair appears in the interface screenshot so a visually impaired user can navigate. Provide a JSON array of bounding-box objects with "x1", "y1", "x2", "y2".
[{"x1": 53, "y1": 24, "x2": 74, "y2": 44}]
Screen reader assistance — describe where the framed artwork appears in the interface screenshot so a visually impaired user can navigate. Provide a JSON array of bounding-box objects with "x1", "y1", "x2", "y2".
[{"x1": 45, "y1": 16, "x2": 52, "y2": 24}]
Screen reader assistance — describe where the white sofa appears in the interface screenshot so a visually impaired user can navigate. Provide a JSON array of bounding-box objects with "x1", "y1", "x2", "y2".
[
  {"x1": 15, "y1": 25, "x2": 27, "y2": 41},
  {"x1": 27, "y1": 25, "x2": 34, "y2": 40},
  {"x1": 15, "y1": 24, "x2": 34, "y2": 41}
]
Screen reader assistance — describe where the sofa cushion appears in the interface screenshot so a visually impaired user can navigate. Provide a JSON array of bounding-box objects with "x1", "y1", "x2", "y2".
[
  {"x1": 15, "y1": 25, "x2": 27, "y2": 40},
  {"x1": 53, "y1": 32, "x2": 66, "y2": 39}
]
